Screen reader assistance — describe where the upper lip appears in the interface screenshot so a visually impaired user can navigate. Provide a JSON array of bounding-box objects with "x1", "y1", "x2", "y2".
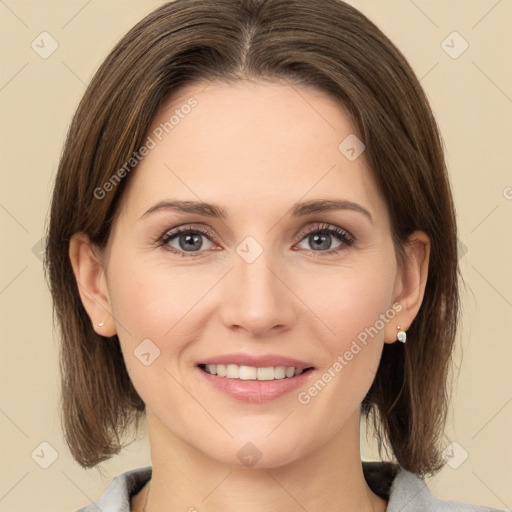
[{"x1": 197, "y1": 353, "x2": 314, "y2": 369}]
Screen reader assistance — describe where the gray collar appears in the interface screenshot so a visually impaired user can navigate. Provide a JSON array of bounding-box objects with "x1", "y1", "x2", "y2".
[{"x1": 75, "y1": 462, "x2": 504, "y2": 511}]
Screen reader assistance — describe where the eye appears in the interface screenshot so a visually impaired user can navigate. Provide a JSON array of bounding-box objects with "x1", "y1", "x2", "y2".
[
  {"x1": 156, "y1": 222, "x2": 355, "y2": 257},
  {"x1": 157, "y1": 225, "x2": 216, "y2": 257},
  {"x1": 294, "y1": 223, "x2": 355, "y2": 256}
]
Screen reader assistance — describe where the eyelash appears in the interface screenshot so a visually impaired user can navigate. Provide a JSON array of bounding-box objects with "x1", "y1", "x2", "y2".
[{"x1": 156, "y1": 222, "x2": 355, "y2": 258}]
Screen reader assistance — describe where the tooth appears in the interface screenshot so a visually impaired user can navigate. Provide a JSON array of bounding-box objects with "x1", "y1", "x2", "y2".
[
  {"x1": 257, "y1": 367, "x2": 275, "y2": 381},
  {"x1": 239, "y1": 365, "x2": 257, "y2": 380},
  {"x1": 274, "y1": 366, "x2": 286, "y2": 379},
  {"x1": 226, "y1": 364, "x2": 240, "y2": 379},
  {"x1": 205, "y1": 363, "x2": 306, "y2": 380}
]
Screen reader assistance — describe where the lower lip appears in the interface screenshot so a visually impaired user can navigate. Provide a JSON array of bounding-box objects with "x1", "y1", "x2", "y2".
[{"x1": 197, "y1": 367, "x2": 315, "y2": 403}]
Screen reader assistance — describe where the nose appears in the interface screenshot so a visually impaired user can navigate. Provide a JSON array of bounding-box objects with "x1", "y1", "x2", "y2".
[{"x1": 220, "y1": 245, "x2": 296, "y2": 338}]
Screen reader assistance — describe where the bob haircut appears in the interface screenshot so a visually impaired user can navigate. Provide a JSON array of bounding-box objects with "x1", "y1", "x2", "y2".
[{"x1": 45, "y1": 0, "x2": 460, "y2": 477}]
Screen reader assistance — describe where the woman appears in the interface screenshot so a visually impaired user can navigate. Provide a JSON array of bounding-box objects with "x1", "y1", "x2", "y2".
[{"x1": 44, "y1": 0, "x2": 505, "y2": 510}]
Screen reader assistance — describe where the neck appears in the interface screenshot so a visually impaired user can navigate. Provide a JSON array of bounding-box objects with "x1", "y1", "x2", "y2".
[{"x1": 133, "y1": 411, "x2": 387, "y2": 512}]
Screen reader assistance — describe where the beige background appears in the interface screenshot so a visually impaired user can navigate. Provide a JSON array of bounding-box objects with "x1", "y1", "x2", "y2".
[{"x1": 0, "y1": 1, "x2": 511, "y2": 510}]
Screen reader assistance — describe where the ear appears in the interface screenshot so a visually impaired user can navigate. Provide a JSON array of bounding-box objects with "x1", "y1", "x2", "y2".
[
  {"x1": 68, "y1": 232, "x2": 117, "y2": 337},
  {"x1": 384, "y1": 230, "x2": 430, "y2": 344}
]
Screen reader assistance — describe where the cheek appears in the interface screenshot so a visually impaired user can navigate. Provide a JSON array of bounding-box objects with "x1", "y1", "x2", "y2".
[
  {"x1": 107, "y1": 254, "x2": 207, "y2": 342},
  {"x1": 309, "y1": 257, "x2": 397, "y2": 351},
  {"x1": 105, "y1": 255, "x2": 206, "y2": 406},
  {"x1": 298, "y1": 254, "x2": 397, "y2": 410},
  {"x1": 332, "y1": 282, "x2": 394, "y2": 347}
]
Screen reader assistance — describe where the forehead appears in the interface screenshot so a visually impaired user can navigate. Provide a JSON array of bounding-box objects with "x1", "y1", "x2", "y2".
[{"x1": 117, "y1": 79, "x2": 387, "y2": 225}]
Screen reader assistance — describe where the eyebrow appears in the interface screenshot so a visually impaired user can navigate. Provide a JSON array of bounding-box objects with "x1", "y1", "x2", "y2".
[{"x1": 140, "y1": 198, "x2": 373, "y2": 224}]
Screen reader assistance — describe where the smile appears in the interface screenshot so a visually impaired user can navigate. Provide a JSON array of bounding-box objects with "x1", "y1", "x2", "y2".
[{"x1": 199, "y1": 363, "x2": 313, "y2": 380}]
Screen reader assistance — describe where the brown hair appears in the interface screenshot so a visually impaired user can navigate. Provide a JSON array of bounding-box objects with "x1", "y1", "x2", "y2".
[{"x1": 45, "y1": 0, "x2": 460, "y2": 476}]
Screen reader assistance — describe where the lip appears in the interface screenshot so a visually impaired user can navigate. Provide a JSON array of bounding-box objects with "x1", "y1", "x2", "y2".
[
  {"x1": 196, "y1": 365, "x2": 316, "y2": 403},
  {"x1": 196, "y1": 353, "x2": 314, "y2": 370}
]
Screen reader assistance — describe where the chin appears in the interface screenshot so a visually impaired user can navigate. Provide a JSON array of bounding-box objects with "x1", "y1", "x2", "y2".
[{"x1": 202, "y1": 435, "x2": 310, "y2": 470}]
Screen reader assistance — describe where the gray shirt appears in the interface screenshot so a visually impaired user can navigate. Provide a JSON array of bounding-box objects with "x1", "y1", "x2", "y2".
[{"x1": 76, "y1": 462, "x2": 505, "y2": 511}]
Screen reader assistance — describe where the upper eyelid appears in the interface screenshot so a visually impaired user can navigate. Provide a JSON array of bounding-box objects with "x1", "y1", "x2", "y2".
[{"x1": 300, "y1": 223, "x2": 353, "y2": 240}]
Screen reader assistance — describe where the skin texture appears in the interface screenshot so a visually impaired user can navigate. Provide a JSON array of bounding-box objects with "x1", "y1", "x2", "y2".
[{"x1": 69, "y1": 80, "x2": 430, "y2": 512}]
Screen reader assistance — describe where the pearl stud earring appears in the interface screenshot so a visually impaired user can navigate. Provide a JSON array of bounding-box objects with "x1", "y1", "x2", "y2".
[
  {"x1": 98, "y1": 322, "x2": 105, "y2": 327},
  {"x1": 396, "y1": 326, "x2": 407, "y2": 343}
]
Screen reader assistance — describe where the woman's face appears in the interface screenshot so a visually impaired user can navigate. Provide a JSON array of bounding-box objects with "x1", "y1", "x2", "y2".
[{"x1": 99, "y1": 79, "x2": 410, "y2": 468}]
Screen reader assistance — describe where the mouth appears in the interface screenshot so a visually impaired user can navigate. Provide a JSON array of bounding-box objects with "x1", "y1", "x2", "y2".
[
  {"x1": 198, "y1": 363, "x2": 315, "y2": 381},
  {"x1": 195, "y1": 353, "x2": 316, "y2": 402}
]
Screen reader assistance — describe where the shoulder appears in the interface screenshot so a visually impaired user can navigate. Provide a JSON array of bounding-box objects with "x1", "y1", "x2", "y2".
[
  {"x1": 363, "y1": 462, "x2": 506, "y2": 512},
  {"x1": 75, "y1": 466, "x2": 152, "y2": 512}
]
